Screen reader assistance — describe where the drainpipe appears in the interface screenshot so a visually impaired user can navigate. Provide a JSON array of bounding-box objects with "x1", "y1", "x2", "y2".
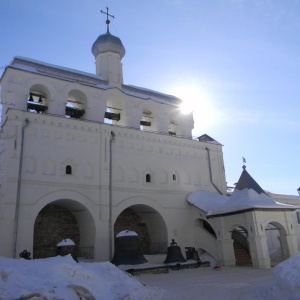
[
  {"x1": 13, "y1": 118, "x2": 30, "y2": 258},
  {"x1": 109, "y1": 131, "x2": 115, "y2": 260},
  {"x1": 205, "y1": 147, "x2": 223, "y2": 195}
]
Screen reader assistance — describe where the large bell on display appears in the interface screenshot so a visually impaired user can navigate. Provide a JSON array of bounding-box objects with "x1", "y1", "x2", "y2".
[
  {"x1": 111, "y1": 230, "x2": 148, "y2": 266},
  {"x1": 164, "y1": 239, "x2": 186, "y2": 263}
]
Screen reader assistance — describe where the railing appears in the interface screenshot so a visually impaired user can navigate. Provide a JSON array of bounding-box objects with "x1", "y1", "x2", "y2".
[
  {"x1": 27, "y1": 101, "x2": 48, "y2": 113},
  {"x1": 65, "y1": 107, "x2": 85, "y2": 119}
]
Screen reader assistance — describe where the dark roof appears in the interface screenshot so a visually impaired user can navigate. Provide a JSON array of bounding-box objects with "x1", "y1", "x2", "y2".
[
  {"x1": 235, "y1": 166, "x2": 267, "y2": 195},
  {"x1": 197, "y1": 134, "x2": 222, "y2": 145}
]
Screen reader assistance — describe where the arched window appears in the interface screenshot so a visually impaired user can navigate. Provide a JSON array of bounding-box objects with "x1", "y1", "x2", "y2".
[
  {"x1": 169, "y1": 120, "x2": 177, "y2": 136},
  {"x1": 146, "y1": 173, "x2": 151, "y2": 183},
  {"x1": 173, "y1": 174, "x2": 176, "y2": 181},
  {"x1": 140, "y1": 109, "x2": 152, "y2": 131},
  {"x1": 66, "y1": 165, "x2": 72, "y2": 175},
  {"x1": 66, "y1": 90, "x2": 86, "y2": 119},
  {"x1": 27, "y1": 84, "x2": 48, "y2": 114}
]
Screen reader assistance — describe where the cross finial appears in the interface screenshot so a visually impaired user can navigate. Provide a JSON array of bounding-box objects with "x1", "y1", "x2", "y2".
[{"x1": 101, "y1": 7, "x2": 115, "y2": 33}]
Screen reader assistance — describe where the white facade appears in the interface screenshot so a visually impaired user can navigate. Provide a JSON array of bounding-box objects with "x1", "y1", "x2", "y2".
[{"x1": 0, "y1": 27, "x2": 299, "y2": 268}]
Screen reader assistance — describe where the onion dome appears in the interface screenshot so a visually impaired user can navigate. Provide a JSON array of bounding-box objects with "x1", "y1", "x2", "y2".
[{"x1": 92, "y1": 32, "x2": 125, "y2": 58}]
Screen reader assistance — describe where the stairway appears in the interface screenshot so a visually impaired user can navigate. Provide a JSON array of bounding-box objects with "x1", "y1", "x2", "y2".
[{"x1": 233, "y1": 240, "x2": 252, "y2": 266}]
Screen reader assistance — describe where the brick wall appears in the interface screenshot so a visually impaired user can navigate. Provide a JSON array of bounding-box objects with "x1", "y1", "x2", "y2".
[
  {"x1": 114, "y1": 208, "x2": 151, "y2": 254},
  {"x1": 33, "y1": 204, "x2": 80, "y2": 258}
]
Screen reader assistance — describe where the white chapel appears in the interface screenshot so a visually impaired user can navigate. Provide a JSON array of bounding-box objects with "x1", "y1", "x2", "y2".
[{"x1": 0, "y1": 11, "x2": 299, "y2": 268}]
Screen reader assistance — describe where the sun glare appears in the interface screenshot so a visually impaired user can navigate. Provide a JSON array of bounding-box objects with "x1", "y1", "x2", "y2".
[{"x1": 170, "y1": 84, "x2": 216, "y2": 130}]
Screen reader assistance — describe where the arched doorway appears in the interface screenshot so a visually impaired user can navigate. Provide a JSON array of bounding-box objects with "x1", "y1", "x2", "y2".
[
  {"x1": 33, "y1": 200, "x2": 95, "y2": 260},
  {"x1": 114, "y1": 205, "x2": 168, "y2": 255},
  {"x1": 231, "y1": 226, "x2": 252, "y2": 266},
  {"x1": 265, "y1": 222, "x2": 284, "y2": 266}
]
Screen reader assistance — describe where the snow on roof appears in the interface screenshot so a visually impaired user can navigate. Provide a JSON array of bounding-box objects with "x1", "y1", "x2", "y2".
[
  {"x1": 123, "y1": 85, "x2": 182, "y2": 107},
  {"x1": 187, "y1": 190, "x2": 227, "y2": 213},
  {"x1": 116, "y1": 230, "x2": 138, "y2": 238},
  {"x1": 57, "y1": 238, "x2": 75, "y2": 247},
  {"x1": 8, "y1": 56, "x2": 181, "y2": 107},
  {"x1": 187, "y1": 188, "x2": 298, "y2": 218},
  {"x1": 207, "y1": 188, "x2": 297, "y2": 217},
  {"x1": 11, "y1": 56, "x2": 108, "y2": 85}
]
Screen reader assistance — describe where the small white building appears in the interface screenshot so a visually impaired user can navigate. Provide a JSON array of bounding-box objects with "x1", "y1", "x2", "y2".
[
  {"x1": 0, "y1": 17, "x2": 299, "y2": 268},
  {"x1": 188, "y1": 166, "x2": 299, "y2": 268}
]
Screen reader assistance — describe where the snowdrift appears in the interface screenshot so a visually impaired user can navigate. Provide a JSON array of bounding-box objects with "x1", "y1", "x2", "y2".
[{"x1": 0, "y1": 255, "x2": 167, "y2": 300}]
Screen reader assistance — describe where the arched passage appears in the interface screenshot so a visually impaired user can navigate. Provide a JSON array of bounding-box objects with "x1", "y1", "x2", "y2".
[
  {"x1": 114, "y1": 205, "x2": 168, "y2": 255},
  {"x1": 33, "y1": 199, "x2": 95, "y2": 260},
  {"x1": 265, "y1": 222, "x2": 286, "y2": 266},
  {"x1": 231, "y1": 225, "x2": 252, "y2": 266}
]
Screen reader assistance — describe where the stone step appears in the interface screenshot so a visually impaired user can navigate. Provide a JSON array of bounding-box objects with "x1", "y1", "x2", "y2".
[{"x1": 233, "y1": 240, "x2": 252, "y2": 266}]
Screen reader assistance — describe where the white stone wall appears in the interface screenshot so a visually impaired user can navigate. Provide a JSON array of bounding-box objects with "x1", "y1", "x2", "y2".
[{"x1": 0, "y1": 66, "x2": 227, "y2": 261}]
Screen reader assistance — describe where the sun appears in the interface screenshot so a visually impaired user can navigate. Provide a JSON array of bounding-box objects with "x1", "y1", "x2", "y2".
[{"x1": 169, "y1": 84, "x2": 216, "y2": 130}]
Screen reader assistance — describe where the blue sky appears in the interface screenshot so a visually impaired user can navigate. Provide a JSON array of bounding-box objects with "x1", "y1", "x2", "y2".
[{"x1": 1, "y1": 0, "x2": 300, "y2": 195}]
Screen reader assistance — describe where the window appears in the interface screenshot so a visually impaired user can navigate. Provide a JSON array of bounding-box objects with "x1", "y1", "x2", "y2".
[
  {"x1": 297, "y1": 211, "x2": 300, "y2": 224},
  {"x1": 66, "y1": 165, "x2": 72, "y2": 175},
  {"x1": 146, "y1": 173, "x2": 151, "y2": 183},
  {"x1": 173, "y1": 174, "x2": 176, "y2": 181}
]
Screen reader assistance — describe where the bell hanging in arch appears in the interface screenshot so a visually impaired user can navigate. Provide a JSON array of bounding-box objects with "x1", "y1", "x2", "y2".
[{"x1": 111, "y1": 230, "x2": 148, "y2": 266}]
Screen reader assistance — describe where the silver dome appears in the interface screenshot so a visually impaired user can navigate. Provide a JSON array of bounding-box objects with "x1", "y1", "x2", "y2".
[{"x1": 92, "y1": 32, "x2": 125, "y2": 58}]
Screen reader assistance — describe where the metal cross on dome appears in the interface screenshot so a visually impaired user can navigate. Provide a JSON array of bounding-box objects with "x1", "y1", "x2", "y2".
[{"x1": 101, "y1": 7, "x2": 115, "y2": 33}]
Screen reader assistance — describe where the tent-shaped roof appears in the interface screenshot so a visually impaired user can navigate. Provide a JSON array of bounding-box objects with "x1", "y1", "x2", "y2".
[
  {"x1": 207, "y1": 166, "x2": 298, "y2": 217},
  {"x1": 235, "y1": 165, "x2": 266, "y2": 195},
  {"x1": 187, "y1": 166, "x2": 298, "y2": 218}
]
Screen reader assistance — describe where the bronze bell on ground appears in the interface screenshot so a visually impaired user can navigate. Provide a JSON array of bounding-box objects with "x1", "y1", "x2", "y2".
[
  {"x1": 111, "y1": 230, "x2": 148, "y2": 266},
  {"x1": 164, "y1": 239, "x2": 186, "y2": 263}
]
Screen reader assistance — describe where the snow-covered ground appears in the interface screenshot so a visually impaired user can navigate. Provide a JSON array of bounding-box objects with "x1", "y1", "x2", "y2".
[{"x1": 1, "y1": 253, "x2": 300, "y2": 299}]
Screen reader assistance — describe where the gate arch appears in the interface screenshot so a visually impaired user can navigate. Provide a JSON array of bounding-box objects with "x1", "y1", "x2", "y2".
[
  {"x1": 33, "y1": 199, "x2": 95, "y2": 260},
  {"x1": 231, "y1": 225, "x2": 252, "y2": 266},
  {"x1": 265, "y1": 221, "x2": 287, "y2": 266},
  {"x1": 114, "y1": 204, "x2": 168, "y2": 255}
]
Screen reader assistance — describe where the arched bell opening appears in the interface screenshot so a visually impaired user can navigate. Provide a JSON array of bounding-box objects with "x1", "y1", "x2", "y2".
[
  {"x1": 265, "y1": 222, "x2": 285, "y2": 266},
  {"x1": 66, "y1": 90, "x2": 86, "y2": 119},
  {"x1": 104, "y1": 98, "x2": 122, "y2": 125},
  {"x1": 231, "y1": 225, "x2": 252, "y2": 266},
  {"x1": 114, "y1": 205, "x2": 168, "y2": 255},
  {"x1": 33, "y1": 200, "x2": 95, "y2": 261},
  {"x1": 140, "y1": 107, "x2": 153, "y2": 132},
  {"x1": 27, "y1": 84, "x2": 49, "y2": 114}
]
